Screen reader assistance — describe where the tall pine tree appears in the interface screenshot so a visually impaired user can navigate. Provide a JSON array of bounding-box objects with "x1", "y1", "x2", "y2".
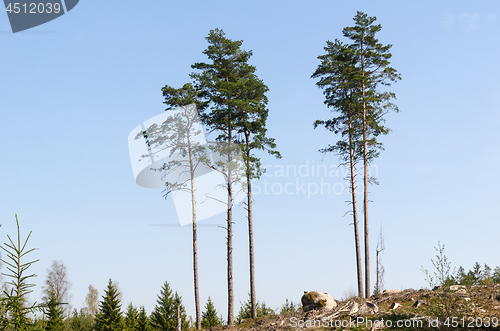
[
  {"x1": 161, "y1": 83, "x2": 206, "y2": 330},
  {"x1": 232, "y1": 54, "x2": 281, "y2": 320},
  {"x1": 342, "y1": 11, "x2": 400, "y2": 297},
  {"x1": 312, "y1": 39, "x2": 364, "y2": 298},
  {"x1": 191, "y1": 28, "x2": 253, "y2": 326},
  {"x1": 150, "y1": 281, "x2": 188, "y2": 331},
  {"x1": 95, "y1": 279, "x2": 123, "y2": 331}
]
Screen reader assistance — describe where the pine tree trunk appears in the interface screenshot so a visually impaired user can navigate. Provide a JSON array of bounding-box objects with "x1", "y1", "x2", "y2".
[
  {"x1": 186, "y1": 107, "x2": 201, "y2": 330},
  {"x1": 192, "y1": 220, "x2": 200, "y2": 330},
  {"x1": 363, "y1": 103, "x2": 370, "y2": 298},
  {"x1": 245, "y1": 130, "x2": 257, "y2": 319},
  {"x1": 191, "y1": 186, "x2": 200, "y2": 330},
  {"x1": 227, "y1": 112, "x2": 234, "y2": 327},
  {"x1": 348, "y1": 119, "x2": 363, "y2": 298},
  {"x1": 361, "y1": 44, "x2": 370, "y2": 299}
]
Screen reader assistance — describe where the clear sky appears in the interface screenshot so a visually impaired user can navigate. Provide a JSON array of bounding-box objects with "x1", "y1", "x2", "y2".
[{"x1": 1, "y1": 0, "x2": 499, "y2": 320}]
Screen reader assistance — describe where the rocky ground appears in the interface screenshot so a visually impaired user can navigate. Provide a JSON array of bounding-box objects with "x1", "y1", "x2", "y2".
[{"x1": 208, "y1": 284, "x2": 500, "y2": 330}]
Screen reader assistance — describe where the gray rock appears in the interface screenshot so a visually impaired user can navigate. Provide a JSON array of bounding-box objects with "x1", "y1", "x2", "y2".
[
  {"x1": 358, "y1": 301, "x2": 379, "y2": 315},
  {"x1": 301, "y1": 291, "x2": 337, "y2": 311}
]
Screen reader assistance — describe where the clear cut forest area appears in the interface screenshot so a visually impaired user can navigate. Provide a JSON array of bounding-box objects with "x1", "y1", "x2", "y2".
[{"x1": 2, "y1": 7, "x2": 499, "y2": 331}]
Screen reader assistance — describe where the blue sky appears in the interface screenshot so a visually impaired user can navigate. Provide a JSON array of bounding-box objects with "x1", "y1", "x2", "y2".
[{"x1": 1, "y1": 0, "x2": 499, "y2": 320}]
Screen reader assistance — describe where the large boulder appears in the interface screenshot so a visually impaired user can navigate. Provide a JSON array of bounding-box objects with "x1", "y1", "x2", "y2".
[{"x1": 301, "y1": 291, "x2": 337, "y2": 311}]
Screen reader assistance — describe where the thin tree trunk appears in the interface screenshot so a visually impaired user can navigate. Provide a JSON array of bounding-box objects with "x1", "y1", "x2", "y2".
[
  {"x1": 192, "y1": 218, "x2": 200, "y2": 329},
  {"x1": 185, "y1": 106, "x2": 201, "y2": 330},
  {"x1": 348, "y1": 119, "x2": 363, "y2": 298},
  {"x1": 362, "y1": 99, "x2": 370, "y2": 298},
  {"x1": 245, "y1": 130, "x2": 257, "y2": 319},
  {"x1": 227, "y1": 111, "x2": 234, "y2": 327},
  {"x1": 361, "y1": 43, "x2": 370, "y2": 299}
]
